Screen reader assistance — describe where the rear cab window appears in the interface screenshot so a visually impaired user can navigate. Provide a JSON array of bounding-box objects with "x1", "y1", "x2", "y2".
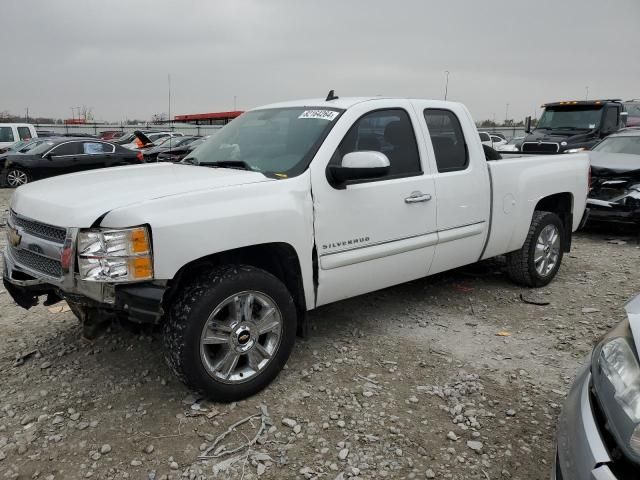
[
  {"x1": 17, "y1": 127, "x2": 32, "y2": 141},
  {"x1": 424, "y1": 109, "x2": 469, "y2": 172}
]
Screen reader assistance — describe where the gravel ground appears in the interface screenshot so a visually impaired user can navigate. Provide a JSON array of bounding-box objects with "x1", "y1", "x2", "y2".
[{"x1": 0, "y1": 187, "x2": 639, "y2": 480}]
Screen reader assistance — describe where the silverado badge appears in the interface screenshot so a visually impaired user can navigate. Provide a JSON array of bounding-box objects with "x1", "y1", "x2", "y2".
[{"x1": 8, "y1": 226, "x2": 21, "y2": 248}]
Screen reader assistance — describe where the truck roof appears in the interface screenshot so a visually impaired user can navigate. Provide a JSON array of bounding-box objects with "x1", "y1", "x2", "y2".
[
  {"x1": 254, "y1": 96, "x2": 464, "y2": 111},
  {"x1": 542, "y1": 99, "x2": 621, "y2": 108}
]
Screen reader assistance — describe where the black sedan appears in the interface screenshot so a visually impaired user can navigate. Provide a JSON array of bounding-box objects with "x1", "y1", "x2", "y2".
[
  {"x1": 586, "y1": 129, "x2": 640, "y2": 226},
  {"x1": 157, "y1": 136, "x2": 209, "y2": 162},
  {"x1": 0, "y1": 137, "x2": 143, "y2": 188},
  {"x1": 142, "y1": 135, "x2": 201, "y2": 162}
]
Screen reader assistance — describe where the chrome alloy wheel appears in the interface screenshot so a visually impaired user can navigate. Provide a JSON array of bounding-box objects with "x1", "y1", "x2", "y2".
[
  {"x1": 199, "y1": 291, "x2": 283, "y2": 384},
  {"x1": 534, "y1": 224, "x2": 561, "y2": 277},
  {"x1": 6, "y1": 169, "x2": 28, "y2": 187}
]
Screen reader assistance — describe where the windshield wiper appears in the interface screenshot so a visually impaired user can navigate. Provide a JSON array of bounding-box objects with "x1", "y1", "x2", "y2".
[{"x1": 203, "y1": 160, "x2": 252, "y2": 171}]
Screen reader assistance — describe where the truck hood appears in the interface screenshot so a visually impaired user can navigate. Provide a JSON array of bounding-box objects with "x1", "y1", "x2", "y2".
[
  {"x1": 10, "y1": 163, "x2": 272, "y2": 227},
  {"x1": 589, "y1": 152, "x2": 640, "y2": 177}
]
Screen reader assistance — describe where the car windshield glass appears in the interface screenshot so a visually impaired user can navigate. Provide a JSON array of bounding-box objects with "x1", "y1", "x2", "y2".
[
  {"x1": 27, "y1": 141, "x2": 57, "y2": 156},
  {"x1": 507, "y1": 137, "x2": 522, "y2": 145},
  {"x1": 537, "y1": 106, "x2": 603, "y2": 130},
  {"x1": 183, "y1": 107, "x2": 342, "y2": 176},
  {"x1": 592, "y1": 136, "x2": 640, "y2": 155}
]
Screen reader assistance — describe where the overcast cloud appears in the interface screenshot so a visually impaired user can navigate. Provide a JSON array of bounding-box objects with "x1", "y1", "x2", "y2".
[{"x1": 2, "y1": 0, "x2": 639, "y2": 122}]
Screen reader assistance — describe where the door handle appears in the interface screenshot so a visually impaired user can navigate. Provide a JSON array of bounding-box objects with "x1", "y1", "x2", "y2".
[{"x1": 404, "y1": 191, "x2": 432, "y2": 204}]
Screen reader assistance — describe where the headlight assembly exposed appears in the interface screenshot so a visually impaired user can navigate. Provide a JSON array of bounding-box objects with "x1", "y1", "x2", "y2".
[
  {"x1": 592, "y1": 318, "x2": 640, "y2": 463},
  {"x1": 77, "y1": 226, "x2": 153, "y2": 282}
]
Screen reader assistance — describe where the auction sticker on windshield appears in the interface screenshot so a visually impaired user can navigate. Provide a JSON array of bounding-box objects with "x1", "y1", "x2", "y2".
[{"x1": 298, "y1": 110, "x2": 340, "y2": 121}]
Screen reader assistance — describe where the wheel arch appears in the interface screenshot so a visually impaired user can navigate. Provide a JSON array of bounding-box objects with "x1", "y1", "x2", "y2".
[
  {"x1": 163, "y1": 242, "x2": 307, "y2": 334},
  {"x1": 534, "y1": 192, "x2": 574, "y2": 251}
]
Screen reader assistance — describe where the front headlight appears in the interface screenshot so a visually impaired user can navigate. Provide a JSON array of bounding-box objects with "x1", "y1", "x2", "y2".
[
  {"x1": 592, "y1": 318, "x2": 640, "y2": 462},
  {"x1": 565, "y1": 147, "x2": 586, "y2": 153},
  {"x1": 77, "y1": 226, "x2": 153, "y2": 282}
]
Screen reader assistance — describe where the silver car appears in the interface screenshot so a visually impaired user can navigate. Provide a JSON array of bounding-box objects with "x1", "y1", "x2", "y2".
[{"x1": 554, "y1": 294, "x2": 640, "y2": 479}]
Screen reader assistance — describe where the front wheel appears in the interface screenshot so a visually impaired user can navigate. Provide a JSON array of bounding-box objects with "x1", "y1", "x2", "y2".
[
  {"x1": 163, "y1": 265, "x2": 297, "y2": 402},
  {"x1": 3, "y1": 167, "x2": 30, "y2": 188},
  {"x1": 506, "y1": 211, "x2": 565, "y2": 287}
]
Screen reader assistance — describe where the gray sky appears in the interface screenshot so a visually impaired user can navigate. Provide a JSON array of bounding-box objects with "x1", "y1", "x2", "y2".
[{"x1": 2, "y1": 0, "x2": 639, "y2": 122}]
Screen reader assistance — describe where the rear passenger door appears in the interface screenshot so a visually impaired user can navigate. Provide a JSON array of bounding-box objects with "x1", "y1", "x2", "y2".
[
  {"x1": 414, "y1": 103, "x2": 491, "y2": 274},
  {"x1": 77, "y1": 141, "x2": 115, "y2": 170}
]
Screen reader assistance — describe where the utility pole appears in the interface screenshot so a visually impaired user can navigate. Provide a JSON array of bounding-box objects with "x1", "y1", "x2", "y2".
[
  {"x1": 444, "y1": 71, "x2": 450, "y2": 101},
  {"x1": 505, "y1": 103, "x2": 510, "y2": 125},
  {"x1": 25, "y1": 108, "x2": 29, "y2": 122},
  {"x1": 585, "y1": 86, "x2": 589, "y2": 100},
  {"x1": 168, "y1": 73, "x2": 172, "y2": 130}
]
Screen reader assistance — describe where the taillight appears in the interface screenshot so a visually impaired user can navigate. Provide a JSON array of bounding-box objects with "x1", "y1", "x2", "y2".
[{"x1": 137, "y1": 151, "x2": 144, "y2": 162}]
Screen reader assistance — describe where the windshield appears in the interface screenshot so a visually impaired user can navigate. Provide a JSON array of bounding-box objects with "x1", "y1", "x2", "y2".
[
  {"x1": 183, "y1": 107, "x2": 342, "y2": 176},
  {"x1": 537, "y1": 106, "x2": 602, "y2": 130},
  {"x1": 27, "y1": 140, "x2": 57, "y2": 156},
  {"x1": 592, "y1": 136, "x2": 640, "y2": 155}
]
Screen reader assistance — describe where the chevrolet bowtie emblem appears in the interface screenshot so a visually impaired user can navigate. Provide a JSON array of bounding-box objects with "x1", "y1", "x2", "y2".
[{"x1": 8, "y1": 226, "x2": 21, "y2": 248}]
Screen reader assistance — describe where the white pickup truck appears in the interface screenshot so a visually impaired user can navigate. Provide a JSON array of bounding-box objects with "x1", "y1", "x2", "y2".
[{"x1": 4, "y1": 96, "x2": 589, "y2": 401}]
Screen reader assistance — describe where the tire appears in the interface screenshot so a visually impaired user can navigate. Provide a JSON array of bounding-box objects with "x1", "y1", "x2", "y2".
[
  {"x1": 3, "y1": 167, "x2": 30, "y2": 188},
  {"x1": 506, "y1": 211, "x2": 565, "y2": 287},
  {"x1": 163, "y1": 265, "x2": 297, "y2": 402}
]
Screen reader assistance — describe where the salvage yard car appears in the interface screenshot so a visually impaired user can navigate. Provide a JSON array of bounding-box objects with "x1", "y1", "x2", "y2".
[
  {"x1": 554, "y1": 294, "x2": 640, "y2": 480},
  {"x1": 587, "y1": 128, "x2": 640, "y2": 226},
  {"x1": 0, "y1": 137, "x2": 143, "y2": 187},
  {"x1": 3, "y1": 96, "x2": 589, "y2": 401}
]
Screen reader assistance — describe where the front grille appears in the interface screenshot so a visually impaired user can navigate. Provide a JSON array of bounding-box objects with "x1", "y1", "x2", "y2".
[
  {"x1": 10, "y1": 211, "x2": 66, "y2": 244},
  {"x1": 521, "y1": 142, "x2": 559, "y2": 153},
  {"x1": 9, "y1": 246, "x2": 62, "y2": 278}
]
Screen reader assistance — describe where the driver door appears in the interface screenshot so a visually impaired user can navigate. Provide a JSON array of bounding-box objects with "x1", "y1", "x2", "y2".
[
  {"x1": 310, "y1": 100, "x2": 437, "y2": 306},
  {"x1": 44, "y1": 141, "x2": 82, "y2": 176}
]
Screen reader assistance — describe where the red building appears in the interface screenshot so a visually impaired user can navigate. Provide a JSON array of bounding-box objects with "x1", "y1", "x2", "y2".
[{"x1": 174, "y1": 110, "x2": 243, "y2": 125}]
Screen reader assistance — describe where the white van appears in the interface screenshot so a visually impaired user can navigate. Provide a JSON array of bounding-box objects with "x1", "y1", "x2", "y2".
[{"x1": 0, "y1": 124, "x2": 38, "y2": 149}]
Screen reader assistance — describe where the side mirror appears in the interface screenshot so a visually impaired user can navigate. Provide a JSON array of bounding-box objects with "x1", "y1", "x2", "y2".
[
  {"x1": 328, "y1": 151, "x2": 390, "y2": 188},
  {"x1": 43, "y1": 153, "x2": 53, "y2": 160},
  {"x1": 524, "y1": 116, "x2": 532, "y2": 134}
]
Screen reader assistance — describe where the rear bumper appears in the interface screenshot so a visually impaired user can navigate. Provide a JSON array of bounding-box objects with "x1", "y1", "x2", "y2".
[
  {"x1": 3, "y1": 247, "x2": 167, "y2": 323},
  {"x1": 554, "y1": 366, "x2": 618, "y2": 479}
]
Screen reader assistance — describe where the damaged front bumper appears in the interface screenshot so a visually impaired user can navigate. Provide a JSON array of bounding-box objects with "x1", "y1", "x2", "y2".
[
  {"x1": 3, "y1": 210, "x2": 166, "y2": 324},
  {"x1": 586, "y1": 198, "x2": 640, "y2": 225}
]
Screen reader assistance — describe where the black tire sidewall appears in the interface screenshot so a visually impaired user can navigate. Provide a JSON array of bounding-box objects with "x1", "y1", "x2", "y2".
[
  {"x1": 526, "y1": 213, "x2": 564, "y2": 287},
  {"x1": 170, "y1": 266, "x2": 297, "y2": 402}
]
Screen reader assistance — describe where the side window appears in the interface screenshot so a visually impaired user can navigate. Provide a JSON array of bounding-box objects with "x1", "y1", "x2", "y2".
[
  {"x1": 0, "y1": 127, "x2": 15, "y2": 143},
  {"x1": 83, "y1": 142, "x2": 112, "y2": 154},
  {"x1": 603, "y1": 107, "x2": 619, "y2": 131},
  {"x1": 491, "y1": 136, "x2": 502, "y2": 143},
  {"x1": 479, "y1": 132, "x2": 490, "y2": 142},
  {"x1": 17, "y1": 127, "x2": 32, "y2": 141},
  {"x1": 335, "y1": 109, "x2": 421, "y2": 178},
  {"x1": 50, "y1": 142, "x2": 82, "y2": 156},
  {"x1": 424, "y1": 109, "x2": 469, "y2": 173}
]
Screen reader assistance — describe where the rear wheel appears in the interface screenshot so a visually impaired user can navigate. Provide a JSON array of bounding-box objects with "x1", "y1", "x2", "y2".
[
  {"x1": 163, "y1": 265, "x2": 297, "y2": 402},
  {"x1": 4, "y1": 168, "x2": 30, "y2": 188},
  {"x1": 506, "y1": 211, "x2": 564, "y2": 287}
]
